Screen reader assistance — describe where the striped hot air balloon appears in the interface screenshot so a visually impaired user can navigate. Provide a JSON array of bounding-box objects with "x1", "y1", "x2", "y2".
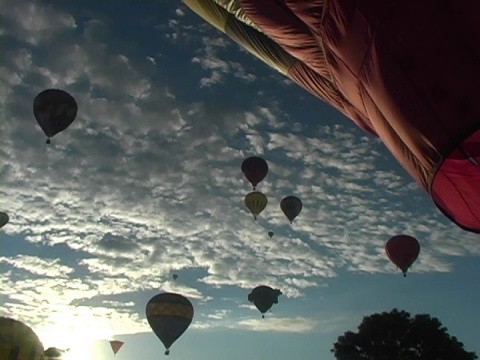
[
  {"x1": 244, "y1": 191, "x2": 268, "y2": 220},
  {"x1": 145, "y1": 293, "x2": 194, "y2": 356}
]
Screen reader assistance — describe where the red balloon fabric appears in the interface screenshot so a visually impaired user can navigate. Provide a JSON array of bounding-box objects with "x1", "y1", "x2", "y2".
[
  {"x1": 184, "y1": 0, "x2": 480, "y2": 233},
  {"x1": 385, "y1": 235, "x2": 420, "y2": 276}
]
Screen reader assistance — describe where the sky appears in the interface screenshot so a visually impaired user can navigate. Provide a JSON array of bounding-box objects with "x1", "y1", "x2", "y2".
[{"x1": 1, "y1": 1, "x2": 479, "y2": 359}]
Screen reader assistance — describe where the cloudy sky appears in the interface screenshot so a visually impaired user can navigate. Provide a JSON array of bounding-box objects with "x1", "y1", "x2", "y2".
[{"x1": 1, "y1": 1, "x2": 479, "y2": 359}]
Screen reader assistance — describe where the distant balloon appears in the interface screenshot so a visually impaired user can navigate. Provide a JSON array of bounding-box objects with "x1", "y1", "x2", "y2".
[
  {"x1": 248, "y1": 286, "x2": 282, "y2": 318},
  {"x1": 280, "y1": 196, "x2": 302, "y2": 223},
  {"x1": 33, "y1": 89, "x2": 78, "y2": 144},
  {"x1": 0, "y1": 317, "x2": 44, "y2": 360},
  {"x1": 43, "y1": 347, "x2": 63, "y2": 359},
  {"x1": 244, "y1": 191, "x2": 268, "y2": 220},
  {"x1": 146, "y1": 293, "x2": 194, "y2": 356},
  {"x1": 172, "y1": 274, "x2": 178, "y2": 281},
  {"x1": 268, "y1": 231, "x2": 274, "y2": 238},
  {"x1": 109, "y1": 340, "x2": 124, "y2": 356},
  {"x1": 241, "y1": 156, "x2": 268, "y2": 190},
  {"x1": 385, "y1": 235, "x2": 421, "y2": 277},
  {"x1": 0, "y1": 212, "x2": 9, "y2": 228}
]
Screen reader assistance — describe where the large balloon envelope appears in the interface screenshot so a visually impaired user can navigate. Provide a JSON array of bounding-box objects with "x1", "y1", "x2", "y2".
[
  {"x1": 248, "y1": 285, "x2": 282, "y2": 318},
  {"x1": 280, "y1": 196, "x2": 302, "y2": 223},
  {"x1": 385, "y1": 235, "x2": 421, "y2": 277},
  {"x1": 183, "y1": 0, "x2": 480, "y2": 233},
  {"x1": 244, "y1": 191, "x2": 268, "y2": 220},
  {"x1": 109, "y1": 340, "x2": 124, "y2": 356},
  {"x1": 146, "y1": 293, "x2": 194, "y2": 356},
  {"x1": 241, "y1": 156, "x2": 268, "y2": 190},
  {"x1": 0, "y1": 212, "x2": 9, "y2": 228},
  {"x1": 0, "y1": 317, "x2": 44, "y2": 360},
  {"x1": 33, "y1": 89, "x2": 78, "y2": 144},
  {"x1": 268, "y1": 231, "x2": 274, "y2": 238}
]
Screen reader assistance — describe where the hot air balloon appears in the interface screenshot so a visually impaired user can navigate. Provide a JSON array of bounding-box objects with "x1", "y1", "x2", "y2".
[
  {"x1": 172, "y1": 274, "x2": 178, "y2": 281},
  {"x1": 385, "y1": 235, "x2": 421, "y2": 277},
  {"x1": 42, "y1": 347, "x2": 63, "y2": 359},
  {"x1": 183, "y1": 0, "x2": 480, "y2": 233},
  {"x1": 268, "y1": 231, "x2": 274, "y2": 238},
  {"x1": 0, "y1": 317, "x2": 44, "y2": 360},
  {"x1": 280, "y1": 196, "x2": 302, "y2": 223},
  {"x1": 248, "y1": 286, "x2": 282, "y2": 318},
  {"x1": 0, "y1": 212, "x2": 9, "y2": 228},
  {"x1": 109, "y1": 340, "x2": 124, "y2": 357},
  {"x1": 244, "y1": 191, "x2": 268, "y2": 220},
  {"x1": 33, "y1": 89, "x2": 78, "y2": 144},
  {"x1": 146, "y1": 293, "x2": 194, "y2": 356},
  {"x1": 241, "y1": 156, "x2": 268, "y2": 190}
]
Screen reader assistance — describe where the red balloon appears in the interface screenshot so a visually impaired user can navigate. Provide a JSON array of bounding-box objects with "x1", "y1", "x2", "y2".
[
  {"x1": 109, "y1": 340, "x2": 124, "y2": 356},
  {"x1": 385, "y1": 235, "x2": 420, "y2": 277},
  {"x1": 241, "y1": 156, "x2": 268, "y2": 190}
]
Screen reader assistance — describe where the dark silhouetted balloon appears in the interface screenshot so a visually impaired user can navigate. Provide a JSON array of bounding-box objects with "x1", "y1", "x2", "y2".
[
  {"x1": 146, "y1": 293, "x2": 194, "y2": 356},
  {"x1": 241, "y1": 156, "x2": 268, "y2": 190},
  {"x1": 43, "y1": 347, "x2": 64, "y2": 359},
  {"x1": 248, "y1": 285, "x2": 282, "y2": 318},
  {"x1": 0, "y1": 212, "x2": 9, "y2": 228},
  {"x1": 33, "y1": 89, "x2": 78, "y2": 144},
  {"x1": 0, "y1": 317, "x2": 44, "y2": 360},
  {"x1": 280, "y1": 196, "x2": 302, "y2": 223},
  {"x1": 385, "y1": 235, "x2": 421, "y2": 277},
  {"x1": 268, "y1": 231, "x2": 274, "y2": 238}
]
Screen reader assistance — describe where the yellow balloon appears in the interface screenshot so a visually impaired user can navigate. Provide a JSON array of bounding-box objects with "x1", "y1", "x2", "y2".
[
  {"x1": 0, "y1": 317, "x2": 44, "y2": 360},
  {"x1": 244, "y1": 192, "x2": 268, "y2": 220}
]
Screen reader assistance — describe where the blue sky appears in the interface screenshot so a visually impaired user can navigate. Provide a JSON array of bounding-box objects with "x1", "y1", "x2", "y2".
[{"x1": 1, "y1": 1, "x2": 479, "y2": 359}]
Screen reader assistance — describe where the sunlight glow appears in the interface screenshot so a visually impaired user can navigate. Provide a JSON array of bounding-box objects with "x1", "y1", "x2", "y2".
[{"x1": 35, "y1": 307, "x2": 117, "y2": 358}]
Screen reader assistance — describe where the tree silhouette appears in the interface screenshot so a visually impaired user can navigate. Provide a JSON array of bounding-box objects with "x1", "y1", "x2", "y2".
[{"x1": 332, "y1": 309, "x2": 477, "y2": 360}]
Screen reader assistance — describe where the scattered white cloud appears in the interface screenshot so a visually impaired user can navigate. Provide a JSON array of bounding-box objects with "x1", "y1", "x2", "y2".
[{"x1": 236, "y1": 316, "x2": 318, "y2": 333}]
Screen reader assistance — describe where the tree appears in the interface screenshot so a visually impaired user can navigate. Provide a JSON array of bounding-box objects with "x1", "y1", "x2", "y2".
[{"x1": 331, "y1": 309, "x2": 477, "y2": 360}]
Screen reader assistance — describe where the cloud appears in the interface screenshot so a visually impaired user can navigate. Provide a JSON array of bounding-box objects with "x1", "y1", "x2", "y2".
[
  {"x1": 0, "y1": 255, "x2": 74, "y2": 277},
  {"x1": 235, "y1": 316, "x2": 318, "y2": 333},
  {"x1": 0, "y1": 0, "x2": 76, "y2": 45},
  {"x1": 191, "y1": 36, "x2": 256, "y2": 87}
]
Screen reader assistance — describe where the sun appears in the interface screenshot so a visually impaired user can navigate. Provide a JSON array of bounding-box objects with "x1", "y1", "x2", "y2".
[
  {"x1": 62, "y1": 343, "x2": 97, "y2": 360},
  {"x1": 37, "y1": 321, "x2": 110, "y2": 360}
]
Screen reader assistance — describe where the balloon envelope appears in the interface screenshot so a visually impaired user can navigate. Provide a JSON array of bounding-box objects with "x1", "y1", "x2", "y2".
[
  {"x1": 0, "y1": 212, "x2": 9, "y2": 228},
  {"x1": 248, "y1": 285, "x2": 282, "y2": 318},
  {"x1": 33, "y1": 89, "x2": 77, "y2": 142},
  {"x1": 244, "y1": 191, "x2": 268, "y2": 220},
  {"x1": 280, "y1": 196, "x2": 302, "y2": 223},
  {"x1": 268, "y1": 231, "x2": 274, "y2": 238},
  {"x1": 385, "y1": 235, "x2": 421, "y2": 276},
  {"x1": 241, "y1": 156, "x2": 268, "y2": 189},
  {"x1": 183, "y1": 0, "x2": 480, "y2": 233},
  {"x1": 0, "y1": 317, "x2": 44, "y2": 360},
  {"x1": 146, "y1": 293, "x2": 194, "y2": 355},
  {"x1": 172, "y1": 274, "x2": 178, "y2": 281},
  {"x1": 43, "y1": 347, "x2": 63, "y2": 359},
  {"x1": 109, "y1": 340, "x2": 124, "y2": 356}
]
